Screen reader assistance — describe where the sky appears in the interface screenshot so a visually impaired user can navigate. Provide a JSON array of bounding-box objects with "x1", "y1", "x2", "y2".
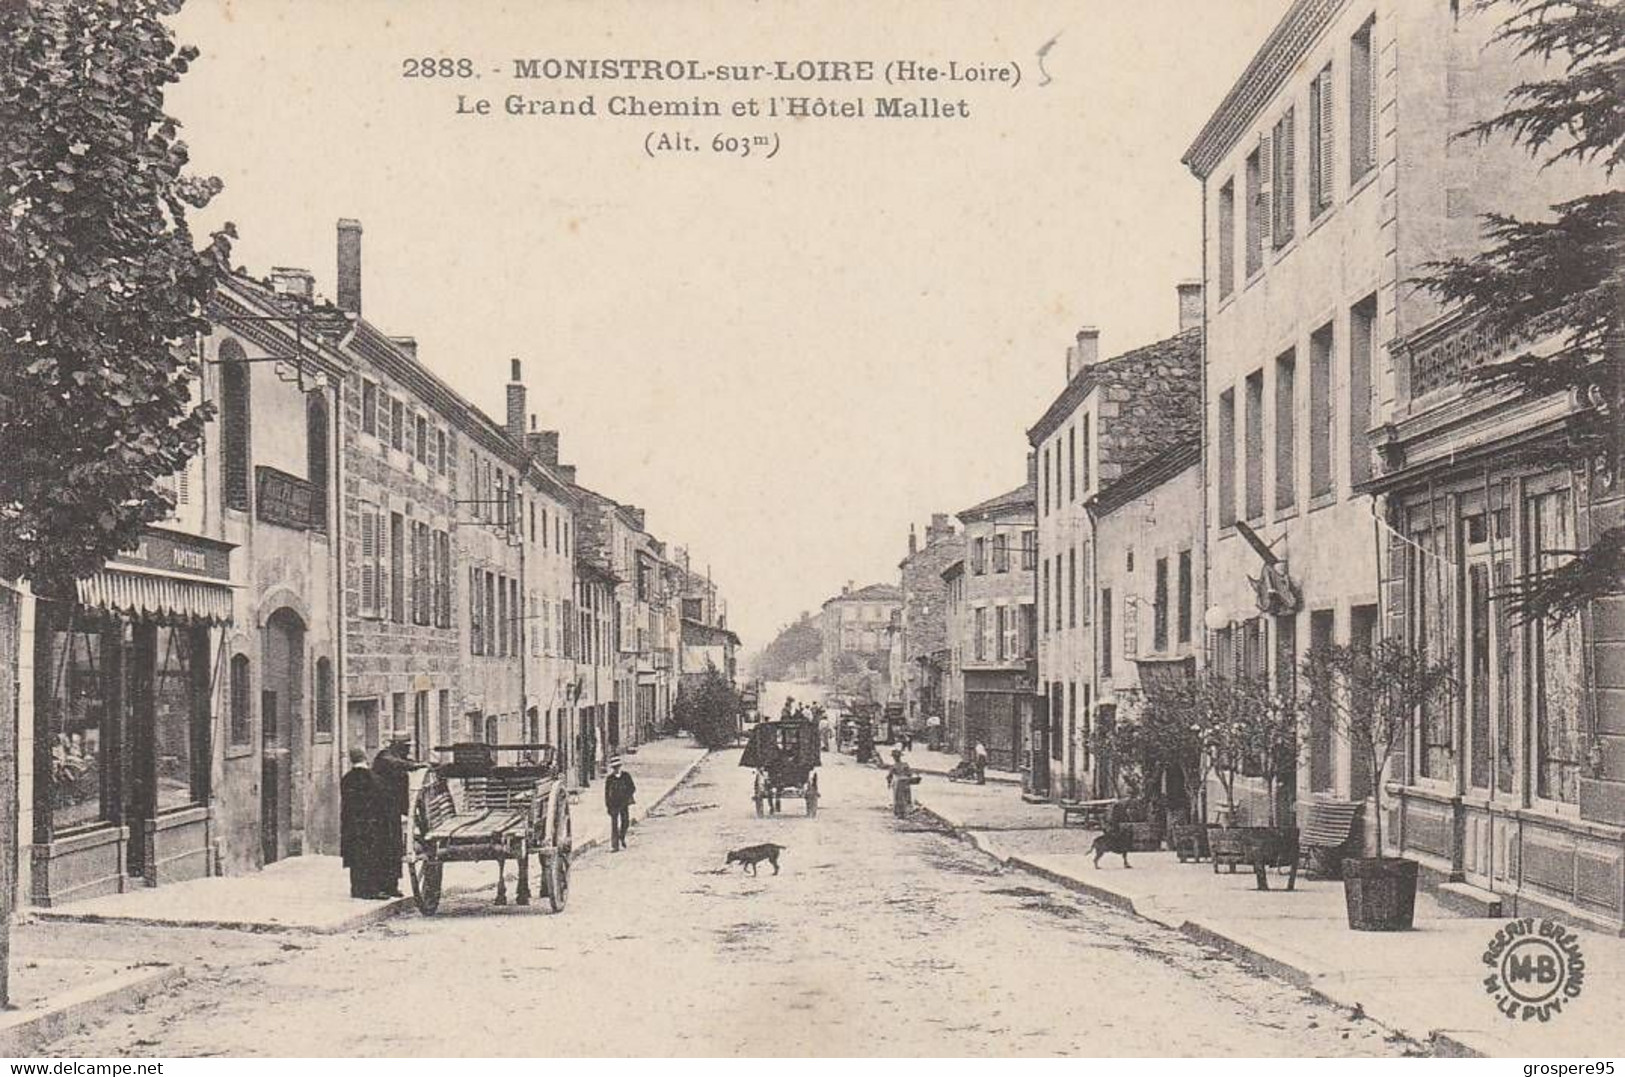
[{"x1": 166, "y1": 0, "x2": 1288, "y2": 652}]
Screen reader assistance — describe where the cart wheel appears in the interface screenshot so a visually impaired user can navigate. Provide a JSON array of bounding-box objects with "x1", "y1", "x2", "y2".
[
  {"x1": 544, "y1": 849, "x2": 570, "y2": 912},
  {"x1": 806, "y1": 792, "x2": 818, "y2": 817},
  {"x1": 409, "y1": 860, "x2": 443, "y2": 915}
]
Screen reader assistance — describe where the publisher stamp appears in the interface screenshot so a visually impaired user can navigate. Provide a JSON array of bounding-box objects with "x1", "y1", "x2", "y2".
[{"x1": 1483, "y1": 917, "x2": 1586, "y2": 1022}]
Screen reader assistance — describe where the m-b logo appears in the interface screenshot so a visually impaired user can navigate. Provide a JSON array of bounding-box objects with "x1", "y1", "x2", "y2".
[{"x1": 1482, "y1": 917, "x2": 1586, "y2": 1022}]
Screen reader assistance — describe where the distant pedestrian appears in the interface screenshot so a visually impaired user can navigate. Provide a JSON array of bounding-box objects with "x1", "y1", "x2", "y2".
[
  {"x1": 974, "y1": 741, "x2": 989, "y2": 784},
  {"x1": 926, "y1": 713, "x2": 942, "y2": 750},
  {"x1": 340, "y1": 747, "x2": 388, "y2": 899},
  {"x1": 605, "y1": 756, "x2": 637, "y2": 851},
  {"x1": 372, "y1": 731, "x2": 417, "y2": 898},
  {"x1": 900, "y1": 728, "x2": 913, "y2": 752},
  {"x1": 887, "y1": 748, "x2": 918, "y2": 818}
]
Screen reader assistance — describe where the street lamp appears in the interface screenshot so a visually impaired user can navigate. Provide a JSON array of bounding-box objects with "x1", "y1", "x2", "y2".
[{"x1": 1203, "y1": 605, "x2": 1231, "y2": 632}]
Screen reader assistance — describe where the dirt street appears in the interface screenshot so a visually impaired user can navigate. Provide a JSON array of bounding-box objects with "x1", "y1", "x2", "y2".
[{"x1": 46, "y1": 750, "x2": 1414, "y2": 1057}]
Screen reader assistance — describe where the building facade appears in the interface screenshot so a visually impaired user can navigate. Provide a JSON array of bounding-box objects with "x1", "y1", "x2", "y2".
[
  {"x1": 951, "y1": 483, "x2": 1036, "y2": 769},
  {"x1": 898, "y1": 515, "x2": 962, "y2": 731},
  {"x1": 1185, "y1": 0, "x2": 1622, "y2": 930},
  {"x1": 1028, "y1": 294, "x2": 1203, "y2": 800},
  {"x1": 817, "y1": 583, "x2": 902, "y2": 695}
]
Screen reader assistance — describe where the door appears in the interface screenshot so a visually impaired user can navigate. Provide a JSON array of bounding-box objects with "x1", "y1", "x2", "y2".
[
  {"x1": 1030, "y1": 692, "x2": 1051, "y2": 798},
  {"x1": 260, "y1": 609, "x2": 305, "y2": 865}
]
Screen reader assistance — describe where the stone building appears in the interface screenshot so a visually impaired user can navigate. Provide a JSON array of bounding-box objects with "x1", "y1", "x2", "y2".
[
  {"x1": 1184, "y1": 0, "x2": 1622, "y2": 930},
  {"x1": 817, "y1": 583, "x2": 902, "y2": 695},
  {"x1": 572, "y1": 556, "x2": 620, "y2": 785},
  {"x1": 1027, "y1": 289, "x2": 1203, "y2": 800},
  {"x1": 897, "y1": 516, "x2": 963, "y2": 732},
  {"x1": 948, "y1": 482, "x2": 1036, "y2": 769}
]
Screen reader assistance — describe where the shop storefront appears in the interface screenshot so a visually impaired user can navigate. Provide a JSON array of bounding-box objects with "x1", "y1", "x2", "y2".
[{"x1": 30, "y1": 528, "x2": 233, "y2": 906}]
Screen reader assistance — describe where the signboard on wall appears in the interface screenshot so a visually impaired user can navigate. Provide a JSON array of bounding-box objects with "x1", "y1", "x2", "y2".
[
  {"x1": 111, "y1": 527, "x2": 233, "y2": 581},
  {"x1": 255, "y1": 466, "x2": 322, "y2": 531}
]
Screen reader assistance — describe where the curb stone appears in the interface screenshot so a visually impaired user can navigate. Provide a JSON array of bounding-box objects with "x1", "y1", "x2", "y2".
[{"x1": 0, "y1": 963, "x2": 184, "y2": 1056}]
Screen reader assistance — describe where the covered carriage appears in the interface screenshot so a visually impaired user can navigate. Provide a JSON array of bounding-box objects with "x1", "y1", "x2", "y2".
[{"x1": 739, "y1": 718, "x2": 821, "y2": 817}]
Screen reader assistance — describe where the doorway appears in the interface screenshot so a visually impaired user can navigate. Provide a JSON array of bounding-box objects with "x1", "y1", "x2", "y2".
[{"x1": 260, "y1": 609, "x2": 305, "y2": 865}]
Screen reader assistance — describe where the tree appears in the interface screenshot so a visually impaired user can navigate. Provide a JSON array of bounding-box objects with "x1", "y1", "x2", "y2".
[
  {"x1": 754, "y1": 613, "x2": 822, "y2": 681},
  {"x1": 679, "y1": 663, "x2": 745, "y2": 750},
  {"x1": 1196, "y1": 673, "x2": 1300, "y2": 827},
  {"x1": 0, "y1": 0, "x2": 234, "y2": 599},
  {"x1": 1136, "y1": 679, "x2": 1215, "y2": 824},
  {"x1": 1303, "y1": 641, "x2": 1457, "y2": 856},
  {"x1": 1414, "y1": 0, "x2": 1625, "y2": 626}
]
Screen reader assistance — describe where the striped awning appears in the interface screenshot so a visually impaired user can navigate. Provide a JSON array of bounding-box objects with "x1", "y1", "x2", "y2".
[{"x1": 76, "y1": 569, "x2": 233, "y2": 625}]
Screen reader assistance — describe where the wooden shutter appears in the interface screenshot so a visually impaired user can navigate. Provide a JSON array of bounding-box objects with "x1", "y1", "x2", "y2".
[
  {"x1": 1317, "y1": 69, "x2": 1334, "y2": 210},
  {"x1": 1272, "y1": 110, "x2": 1295, "y2": 244},
  {"x1": 359, "y1": 505, "x2": 377, "y2": 616},
  {"x1": 1257, "y1": 133, "x2": 1272, "y2": 244}
]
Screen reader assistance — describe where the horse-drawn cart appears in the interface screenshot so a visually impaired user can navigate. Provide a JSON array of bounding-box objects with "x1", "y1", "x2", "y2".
[
  {"x1": 406, "y1": 743, "x2": 572, "y2": 915},
  {"x1": 739, "y1": 719, "x2": 821, "y2": 817}
]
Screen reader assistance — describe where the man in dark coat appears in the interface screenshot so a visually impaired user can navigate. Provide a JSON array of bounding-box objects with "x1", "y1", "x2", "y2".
[
  {"x1": 340, "y1": 747, "x2": 388, "y2": 898},
  {"x1": 604, "y1": 755, "x2": 636, "y2": 852},
  {"x1": 372, "y1": 731, "x2": 417, "y2": 898}
]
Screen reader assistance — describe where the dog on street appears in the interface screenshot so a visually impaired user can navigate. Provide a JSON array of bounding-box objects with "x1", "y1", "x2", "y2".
[{"x1": 725, "y1": 843, "x2": 786, "y2": 876}]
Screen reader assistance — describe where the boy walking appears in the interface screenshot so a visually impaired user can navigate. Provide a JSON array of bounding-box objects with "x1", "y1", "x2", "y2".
[{"x1": 605, "y1": 756, "x2": 636, "y2": 851}]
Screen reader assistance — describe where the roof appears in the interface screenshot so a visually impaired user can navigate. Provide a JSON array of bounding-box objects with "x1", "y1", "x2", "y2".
[
  {"x1": 681, "y1": 618, "x2": 740, "y2": 646},
  {"x1": 823, "y1": 583, "x2": 902, "y2": 607},
  {"x1": 1089, "y1": 439, "x2": 1202, "y2": 516},
  {"x1": 957, "y1": 481, "x2": 1035, "y2": 524},
  {"x1": 1182, "y1": 0, "x2": 1346, "y2": 180},
  {"x1": 1027, "y1": 327, "x2": 1202, "y2": 446}
]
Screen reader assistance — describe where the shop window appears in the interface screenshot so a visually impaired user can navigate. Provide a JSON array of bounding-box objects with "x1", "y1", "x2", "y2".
[
  {"x1": 229, "y1": 653, "x2": 252, "y2": 746},
  {"x1": 219, "y1": 339, "x2": 251, "y2": 512},
  {"x1": 314, "y1": 657, "x2": 334, "y2": 737},
  {"x1": 1530, "y1": 487, "x2": 1583, "y2": 803},
  {"x1": 1410, "y1": 520, "x2": 1453, "y2": 779},
  {"x1": 42, "y1": 619, "x2": 115, "y2": 832},
  {"x1": 152, "y1": 624, "x2": 207, "y2": 812}
]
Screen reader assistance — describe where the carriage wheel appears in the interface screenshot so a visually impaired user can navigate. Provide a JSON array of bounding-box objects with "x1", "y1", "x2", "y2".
[
  {"x1": 540, "y1": 785, "x2": 572, "y2": 913},
  {"x1": 544, "y1": 849, "x2": 570, "y2": 912},
  {"x1": 409, "y1": 859, "x2": 443, "y2": 915}
]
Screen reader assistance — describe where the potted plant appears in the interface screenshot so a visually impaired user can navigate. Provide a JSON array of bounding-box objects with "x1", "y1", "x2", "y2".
[
  {"x1": 1303, "y1": 640, "x2": 1456, "y2": 931},
  {"x1": 1200, "y1": 673, "x2": 1301, "y2": 876},
  {"x1": 1137, "y1": 679, "x2": 1213, "y2": 860}
]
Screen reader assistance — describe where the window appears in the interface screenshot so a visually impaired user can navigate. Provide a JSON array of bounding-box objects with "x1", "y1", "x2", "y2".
[
  {"x1": 1409, "y1": 518, "x2": 1451, "y2": 779},
  {"x1": 1021, "y1": 529, "x2": 1036, "y2": 571},
  {"x1": 1050, "y1": 683, "x2": 1063, "y2": 762},
  {"x1": 1042, "y1": 447, "x2": 1051, "y2": 515},
  {"x1": 1275, "y1": 349, "x2": 1296, "y2": 511},
  {"x1": 1350, "y1": 296, "x2": 1376, "y2": 485},
  {"x1": 1310, "y1": 322, "x2": 1334, "y2": 497},
  {"x1": 470, "y1": 567, "x2": 484, "y2": 655},
  {"x1": 485, "y1": 572, "x2": 497, "y2": 658},
  {"x1": 1100, "y1": 588, "x2": 1113, "y2": 678},
  {"x1": 436, "y1": 429, "x2": 447, "y2": 476},
  {"x1": 497, "y1": 574, "x2": 509, "y2": 657},
  {"x1": 1081, "y1": 540, "x2": 1092, "y2": 624},
  {"x1": 361, "y1": 379, "x2": 378, "y2": 436},
  {"x1": 413, "y1": 521, "x2": 431, "y2": 626},
  {"x1": 1530, "y1": 487, "x2": 1583, "y2": 804},
  {"x1": 992, "y1": 533, "x2": 1009, "y2": 573},
  {"x1": 389, "y1": 398, "x2": 404, "y2": 452},
  {"x1": 1067, "y1": 426, "x2": 1076, "y2": 502},
  {"x1": 1244, "y1": 146, "x2": 1267, "y2": 276},
  {"x1": 1153, "y1": 557, "x2": 1169, "y2": 651},
  {"x1": 1020, "y1": 604, "x2": 1035, "y2": 658},
  {"x1": 1054, "y1": 554, "x2": 1064, "y2": 629},
  {"x1": 1126, "y1": 547, "x2": 1135, "y2": 573},
  {"x1": 307, "y1": 396, "x2": 329, "y2": 532},
  {"x1": 972, "y1": 537, "x2": 987, "y2": 575},
  {"x1": 1177, "y1": 550, "x2": 1193, "y2": 645},
  {"x1": 994, "y1": 606, "x2": 1006, "y2": 661},
  {"x1": 1245, "y1": 369, "x2": 1264, "y2": 520},
  {"x1": 220, "y1": 339, "x2": 251, "y2": 511},
  {"x1": 1068, "y1": 544, "x2": 1077, "y2": 629},
  {"x1": 358, "y1": 501, "x2": 382, "y2": 618},
  {"x1": 1309, "y1": 64, "x2": 1334, "y2": 218},
  {"x1": 314, "y1": 657, "x2": 334, "y2": 736},
  {"x1": 230, "y1": 653, "x2": 252, "y2": 746},
  {"x1": 1041, "y1": 559, "x2": 1050, "y2": 635},
  {"x1": 510, "y1": 578, "x2": 522, "y2": 656},
  {"x1": 541, "y1": 507, "x2": 549, "y2": 550},
  {"x1": 1079, "y1": 416, "x2": 1091, "y2": 493},
  {"x1": 1272, "y1": 108, "x2": 1296, "y2": 246},
  {"x1": 433, "y1": 530, "x2": 451, "y2": 628},
  {"x1": 389, "y1": 512, "x2": 405, "y2": 623},
  {"x1": 415, "y1": 414, "x2": 429, "y2": 465},
  {"x1": 1218, "y1": 179, "x2": 1236, "y2": 297},
  {"x1": 1350, "y1": 17, "x2": 1377, "y2": 182},
  {"x1": 1218, "y1": 389, "x2": 1237, "y2": 527}
]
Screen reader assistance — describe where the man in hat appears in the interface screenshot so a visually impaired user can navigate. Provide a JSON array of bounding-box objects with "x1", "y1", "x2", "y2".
[
  {"x1": 340, "y1": 747, "x2": 387, "y2": 898},
  {"x1": 604, "y1": 756, "x2": 636, "y2": 852},
  {"x1": 372, "y1": 731, "x2": 418, "y2": 897}
]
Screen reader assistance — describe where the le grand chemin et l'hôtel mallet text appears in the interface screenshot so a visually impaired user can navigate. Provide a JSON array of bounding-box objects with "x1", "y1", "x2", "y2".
[{"x1": 406, "y1": 57, "x2": 1022, "y2": 120}]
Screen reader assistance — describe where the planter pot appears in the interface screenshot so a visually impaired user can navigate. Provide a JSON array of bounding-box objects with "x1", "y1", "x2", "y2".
[
  {"x1": 1170, "y1": 823, "x2": 1209, "y2": 862},
  {"x1": 1209, "y1": 825, "x2": 1297, "y2": 872},
  {"x1": 1342, "y1": 857, "x2": 1419, "y2": 931},
  {"x1": 1120, "y1": 821, "x2": 1164, "y2": 852}
]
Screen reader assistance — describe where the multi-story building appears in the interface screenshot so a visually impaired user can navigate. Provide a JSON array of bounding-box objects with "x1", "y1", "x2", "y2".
[
  {"x1": 572, "y1": 556, "x2": 620, "y2": 785},
  {"x1": 1186, "y1": 0, "x2": 1621, "y2": 928},
  {"x1": 951, "y1": 483, "x2": 1036, "y2": 770},
  {"x1": 1027, "y1": 290, "x2": 1203, "y2": 800},
  {"x1": 897, "y1": 516, "x2": 962, "y2": 732},
  {"x1": 941, "y1": 559, "x2": 965, "y2": 751},
  {"x1": 817, "y1": 583, "x2": 902, "y2": 692}
]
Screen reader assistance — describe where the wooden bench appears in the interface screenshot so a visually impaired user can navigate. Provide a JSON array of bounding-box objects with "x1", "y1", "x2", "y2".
[
  {"x1": 1298, "y1": 798, "x2": 1363, "y2": 878},
  {"x1": 1059, "y1": 798, "x2": 1118, "y2": 829}
]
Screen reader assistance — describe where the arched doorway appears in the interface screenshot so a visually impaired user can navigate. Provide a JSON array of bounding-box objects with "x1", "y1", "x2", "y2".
[{"x1": 261, "y1": 608, "x2": 306, "y2": 864}]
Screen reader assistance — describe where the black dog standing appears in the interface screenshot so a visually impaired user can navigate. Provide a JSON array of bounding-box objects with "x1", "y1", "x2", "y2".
[{"x1": 605, "y1": 755, "x2": 636, "y2": 852}]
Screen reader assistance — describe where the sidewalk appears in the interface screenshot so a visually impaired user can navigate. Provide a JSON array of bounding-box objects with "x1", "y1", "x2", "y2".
[
  {"x1": 912, "y1": 774, "x2": 1625, "y2": 1058},
  {"x1": 895, "y1": 745, "x2": 1022, "y2": 786},
  {"x1": 31, "y1": 737, "x2": 709, "y2": 936}
]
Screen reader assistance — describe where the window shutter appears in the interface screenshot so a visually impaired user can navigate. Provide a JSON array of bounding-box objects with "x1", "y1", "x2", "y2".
[
  {"x1": 1272, "y1": 110, "x2": 1295, "y2": 244},
  {"x1": 1318, "y1": 70, "x2": 1334, "y2": 208},
  {"x1": 1257, "y1": 133, "x2": 1272, "y2": 243},
  {"x1": 359, "y1": 505, "x2": 377, "y2": 617}
]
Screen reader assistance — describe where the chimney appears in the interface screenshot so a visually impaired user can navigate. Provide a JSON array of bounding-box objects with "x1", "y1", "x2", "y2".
[
  {"x1": 336, "y1": 219, "x2": 362, "y2": 314},
  {"x1": 1177, "y1": 281, "x2": 1204, "y2": 332},
  {"x1": 555, "y1": 464, "x2": 576, "y2": 484},
  {"x1": 527, "y1": 428, "x2": 561, "y2": 466},
  {"x1": 844, "y1": 580, "x2": 853, "y2": 596},
  {"x1": 268, "y1": 267, "x2": 314, "y2": 300},
  {"x1": 506, "y1": 358, "x2": 526, "y2": 440},
  {"x1": 927, "y1": 512, "x2": 954, "y2": 543},
  {"x1": 908, "y1": 523, "x2": 918, "y2": 557},
  {"x1": 1065, "y1": 327, "x2": 1100, "y2": 381},
  {"x1": 389, "y1": 336, "x2": 418, "y2": 361}
]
